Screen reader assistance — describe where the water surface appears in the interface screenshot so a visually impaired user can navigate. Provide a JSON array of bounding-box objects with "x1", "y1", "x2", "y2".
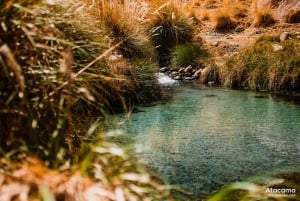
[{"x1": 120, "y1": 85, "x2": 300, "y2": 196}]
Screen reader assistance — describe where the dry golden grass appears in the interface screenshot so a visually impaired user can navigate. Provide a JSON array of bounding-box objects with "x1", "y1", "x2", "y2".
[
  {"x1": 204, "y1": 0, "x2": 217, "y2": 9},
  {"x1": 201, "y1": 9, "x2": 210, "y2": 21},
  {"x1": 253, "y1": 8, "x2": 276, "y2": 27},
  {"x1": 285, "y1": 10, "x2": 300, "y2": 23},
  {"x1": 212, "y1": 9, "x2": 237, "y2": 31},
  {"x1": 230, "y1": 5, "x2": 248, "y2": 19}
]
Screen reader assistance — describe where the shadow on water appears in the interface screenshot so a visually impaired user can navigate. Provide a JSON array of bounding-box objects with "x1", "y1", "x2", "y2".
[{"x1": 118, "y1": 84, "x2": 300, "y2": 198}]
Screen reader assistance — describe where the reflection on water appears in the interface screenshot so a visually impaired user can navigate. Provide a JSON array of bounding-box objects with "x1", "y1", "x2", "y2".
[{"x1": 120, "y1": 85, "x2": 300, "y2": 196}]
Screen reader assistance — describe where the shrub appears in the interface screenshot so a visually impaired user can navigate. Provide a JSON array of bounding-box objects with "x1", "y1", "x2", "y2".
[
  {"x1": 0, "y1": 0, "x2": 133, "y2": 166},
  {"x1": 213, "y1": 10, "x2": 236, "y2": 31},
  {"x1": 171, "y1": 44, "x2": 210, "y2": 67},
  {"x1": 254, "y1": 9, "x2": 276, "y2": 27},
  {"x1": 149, "y1": 1, "x2": 194, "y2": 66},
  {"x1": 231, "y1": 5, "x2": 248, "y2": 19},
  {"x1": 285, "y1": 10, "x2": 300, "y2": 23},
  {"x1": 100, "y1": 0, "x2": 155, "y2": 59},
  {"x1": 0, "y1": 1, "x2": 176, "y2": 201},
  {"x1": 222, "y1": 36, "x2": 300, "y2": 94}
]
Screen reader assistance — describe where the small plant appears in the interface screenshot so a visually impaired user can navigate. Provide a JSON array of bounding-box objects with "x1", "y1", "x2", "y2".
[
  {"x1": 285, "y1": 10, "x2": 300, "y2": 23},
  {"x1": 253, "y1": 9, "x2": 276, "y2": 27},
  {"x1": 171, "y1": 44, "x2": 209, "y2": 67},
  {"x1": 100, "y1": 0, "x2": 154, "y2": 59},
  {"x1": 213, "y1": 9, "x2": 236, "y2": 31},
  {"x1": 222, "y1": 35, "x2": 300, "y2": 94},
  {"x1": 149, "y1": 1, "x2": 194, "y2": 66}
]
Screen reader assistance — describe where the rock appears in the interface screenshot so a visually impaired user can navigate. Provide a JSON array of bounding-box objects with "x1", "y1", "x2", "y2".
[
  {"x1": 208, "y1": 81, "x2": 215, "y2": 86},
  {"x1": 174, "y1": 76, "x2": 183, "y2": 80},
  {"x1": 184, "y1": 65, "x2": 193, "y2": 73},
  {"x1": 193, "y1": 69, "x2": 202, "y2": 77},
  {"x1": 178, "y1": 67, "x2": 185, "y2": 74},
  {"x1": 184, "y1": 76, "x2": 196, "y2": 81},
  {"x1": 170, "y1": 71, "x2": 178, "y2": 77},
  {"x1": 280, "y1": 32, "x2": 289, "y2": 41},
  {"x1": 272, "y1": 44, "x2": 283, "y2": 51},
  {"x1": 170, "y1": 67, "x2": 180, "y2": 72},
  {"x1": 160, "y1": 67, "x2": 168, "y2": 73},
  {"x1": 235, "y1": 25, "x2": 244, "y2": 33},
  {"x1": 213, "y1": 41, "x2": 219, "y2": 47}
]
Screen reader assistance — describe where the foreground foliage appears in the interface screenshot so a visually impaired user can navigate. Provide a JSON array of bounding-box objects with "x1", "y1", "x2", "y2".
[{"x1": 0, "y1": 0, "x2": 172, "y2": 200}]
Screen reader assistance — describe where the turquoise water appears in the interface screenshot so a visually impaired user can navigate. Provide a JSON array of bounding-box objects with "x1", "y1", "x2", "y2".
[{"x1": 120, "y1": 85, "x2": 300, "y2": 196}]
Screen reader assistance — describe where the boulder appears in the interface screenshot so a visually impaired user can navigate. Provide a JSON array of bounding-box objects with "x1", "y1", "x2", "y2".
[
  {"x1": 272, "y1": 44, "x2": 283, "y2": 51},
  {"x1": 184, "y1": 65, "x2": 193, "y2": 73},
  {"x1": 280, "y1": 32, "x2": 289, "y2": 41},
  {"x1": 160, "y1": 67, "x2": 169, "y2": 73}
]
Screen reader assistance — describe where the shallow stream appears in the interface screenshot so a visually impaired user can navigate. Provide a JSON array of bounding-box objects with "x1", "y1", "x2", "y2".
[{"x1": 119, "y1": 84, "x2": 300, "y2": 197}]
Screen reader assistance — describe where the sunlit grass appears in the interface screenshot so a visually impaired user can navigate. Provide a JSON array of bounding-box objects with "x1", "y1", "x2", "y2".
[
  {"x1": 222, "y1": 35, "x2": 300, "y2": 93},
  {"x1": 149, "y1": 0, "x2": 194, "y2": 66},
  {"x1": 285, "y1": 9, "x2": 300, "y2": 23},
  {"x1": 100, "y1": 0, "x2": 155, "y2": 60},
  {"x1": 253, "y1": 8, "x2": 276, "y2": 27},
  {"x1": 212, "y1": 9, "x2": 237, "y2": 31},
  {"x1": 171, "y1": 44, "x2": 210, "y2": 67}
]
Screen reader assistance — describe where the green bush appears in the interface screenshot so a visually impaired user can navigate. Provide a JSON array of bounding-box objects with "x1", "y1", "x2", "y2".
[
  {"x1": 222, "y1": 36, "x2": 300, "y2": 94},
  {"x1": 171, "y1": 44, "x2": 209, "y2": 67},
  {"x1": 149, "y1": 2, "x2": 194, "y2": 66}
]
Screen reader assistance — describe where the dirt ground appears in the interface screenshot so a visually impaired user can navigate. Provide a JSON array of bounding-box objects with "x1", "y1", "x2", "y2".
[{"x1": 193, "y1": 0, "x2": 300, "y2": 61}]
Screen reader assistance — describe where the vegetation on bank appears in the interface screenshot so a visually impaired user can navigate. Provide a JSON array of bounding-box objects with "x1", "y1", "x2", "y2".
[
  {"x1": 1, "y1": 0, "x2": 299, "y2": 200},
  {"x1": 0, "y1": 0, "x2": 171, "y2": 200},
  {"x1": 221, "y1": 35, "x2": 300, "y2": 94}
]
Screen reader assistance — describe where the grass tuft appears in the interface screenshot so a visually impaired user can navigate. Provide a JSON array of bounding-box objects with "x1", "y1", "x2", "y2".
[
  {"x1": 253, "y1": 8, "x2": 276, "y2": 27},
  {"x1": 285, "y1": 10, "x2": 300, "y2": 24},
  {"x1": 171, "y1": 44, "x2": 210, "y2": 67},
  {"x1": 222, "y1": 35, "x2": 300, "y2": 94},
  {"x1": 149, "y1": 1, "x2": 194, "y2": 66},
  {"x1": 213, "y1": 9, "x2": 237, "y2": 31},
  {"x1": 100, "y1": 0, "x2": 155, "y2": 60}
]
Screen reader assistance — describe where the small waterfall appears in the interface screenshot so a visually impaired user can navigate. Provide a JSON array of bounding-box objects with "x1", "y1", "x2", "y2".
[{"x1": 156, "y1": 73, "x2": 177, "y2": 85}]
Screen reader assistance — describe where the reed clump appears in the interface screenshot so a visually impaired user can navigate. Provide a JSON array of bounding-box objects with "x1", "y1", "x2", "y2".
[
  {"x1": 149, "y1": 0, "x2": 194, "y2": 66},
  {"x1": 253, "y1": 8, "x2": 276, "y2": 27},
  {"x1": 212, "y1": 9, "x2": 237, "y2": 31},
  {"x1": 171, "y1": 44, "x2": 210, "y2": 67},
  {"x1": 285, "y1": 10, "x2": 300, "y2": 23},
  {"x1": 222, "y1": 35, "x2": 300, "y2": 94},
  {"x1": 100, "y1": 0, "x2": 155, "y2": 60},
  {"x1": 0, "y1": 0, "x2": 174, "y2": 200}
]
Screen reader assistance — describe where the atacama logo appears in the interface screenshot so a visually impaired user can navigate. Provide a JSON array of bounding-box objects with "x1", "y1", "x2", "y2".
[{"x1": 266, "y1": 187, "x2": 296, "y2": 195}]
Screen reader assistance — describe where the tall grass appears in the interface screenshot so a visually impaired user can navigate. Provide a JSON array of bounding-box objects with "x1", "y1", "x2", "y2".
[
  {"x1": 149, "y1": 0, "x2": 194, "y2": 66},
  {"x1": 253, "y1": 8, "x2": 276, "y2": 27},
  {"x1": 285, "y1": 10, "x2": 300, "y2": 23},
  {"x1": 0, "y1": 0, "x2": 134, "y2": 167},
  {"x1": 171, "y1": 44, "x2": 210, "y2": 67},
  {"x1": 0, "y1": 1, "x2": 174, "y2": 200},
  {"x1": 222, "y1": 35, "x2": 300, "y2": 94},
  {"x1": 212, "y1": 9, "x2": 237, "y2": 31},
  {"x1": 100, "y1": 0, "x2": 155, "y2": 60}
]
